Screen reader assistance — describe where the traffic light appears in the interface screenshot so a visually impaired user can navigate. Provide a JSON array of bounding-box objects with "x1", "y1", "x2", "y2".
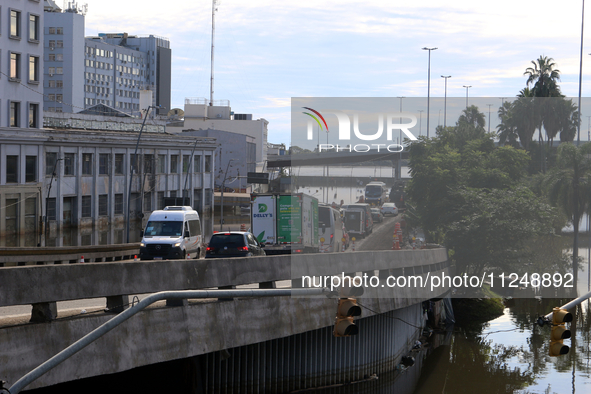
[
  {"x1": 334, "y1": 276, "x2": 363, "y2": 337},
  {"x1": 549, "y1": 307, "x2": 572, "y2": 357}
]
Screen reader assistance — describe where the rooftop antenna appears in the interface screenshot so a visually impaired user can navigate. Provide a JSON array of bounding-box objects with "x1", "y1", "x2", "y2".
[{"x1": 209, "y1": 0, "x2": 219, "y2": 106}]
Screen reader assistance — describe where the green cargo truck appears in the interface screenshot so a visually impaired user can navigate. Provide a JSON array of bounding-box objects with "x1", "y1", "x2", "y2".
[{"x1": 251, "y1": 193, "x2": 319, "y2": 254}]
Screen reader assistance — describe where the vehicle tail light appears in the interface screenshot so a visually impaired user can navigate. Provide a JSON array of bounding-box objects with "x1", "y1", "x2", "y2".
[
  {"x1": 330, "y1": 234, "x2": 333, "y2": 239},
  {"x1": 238, "y1": 246, "x2": 249, "y2": 251},
  {"x1": 206, "y1": 246, "x2": 213, "y2": 251}
]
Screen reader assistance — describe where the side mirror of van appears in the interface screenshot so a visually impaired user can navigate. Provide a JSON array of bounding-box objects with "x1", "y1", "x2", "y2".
[
  {"x1": 140, "y1": 230, "x2": 144, "y2": 237},
  {"x1": 184, "y1": 230, "x2": 190, "y2": 238}
]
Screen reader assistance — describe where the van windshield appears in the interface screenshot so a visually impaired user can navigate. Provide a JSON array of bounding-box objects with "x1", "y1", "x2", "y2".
[{"x1": 144, "y1": 221, "x2": 183, "y2": 237}]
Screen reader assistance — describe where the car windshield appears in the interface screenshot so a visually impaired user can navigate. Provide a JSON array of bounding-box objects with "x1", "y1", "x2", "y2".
[
  {"x1": 144, "y1": 221, "x2": 183, "y2": 237},
  {"x1": 209, "y1": 234, "x2": 246, "y2": 247}
]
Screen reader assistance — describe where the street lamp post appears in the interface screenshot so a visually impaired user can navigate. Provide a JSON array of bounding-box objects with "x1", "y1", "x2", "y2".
[
  {"x1": 44, "y1": 157, "x2": 63, "y2": 246},
  {"x1": 441, "y1": 75, "x2": 451, "y2": 128},
  {"x1": 220, "y1": 158, "x2": 236, "y2": 231},
  {"x1": 397, "y1": 97, "x2": 404, "y2": 180},
  {"x1": 487, "y1": 104, "x2": 493, "y2": 133},
  {"x1": 422, "y1": 47, "x2": 437, "y2": 138},
  {"x1": 126, "y1": 105, "x2": 162, "y2": 243},
  {"x1": 418, "y1": 110, "x2": 424, "y2": 135},
  {"x1": 463, "y1": 85, "x2": 472, "y2": 109}
]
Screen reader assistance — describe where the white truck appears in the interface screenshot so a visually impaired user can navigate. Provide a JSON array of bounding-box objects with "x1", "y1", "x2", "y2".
[{"x1": 251, "y1": 193, "x2": 319, "y2": 254}]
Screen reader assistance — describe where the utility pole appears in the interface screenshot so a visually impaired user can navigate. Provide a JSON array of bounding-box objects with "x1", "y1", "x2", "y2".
[{"x1": 210, "y1": 0, "x2": 219, "y2": 106}]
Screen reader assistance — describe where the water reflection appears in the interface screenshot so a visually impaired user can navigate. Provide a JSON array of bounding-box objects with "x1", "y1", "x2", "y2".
[{"x1": 413, "y1": 298, "x2": 591, "y2": 394}]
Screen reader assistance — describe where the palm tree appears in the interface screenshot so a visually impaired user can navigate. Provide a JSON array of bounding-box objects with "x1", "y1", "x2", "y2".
[
  {"x1": 497, "y1": 101, "x2": 520, "y2": 148},
  {"x1": 544, "y1": 142, "x2": 591, "y2": 286},
  {"x1": 524, "y1": 56, "x2": 562, "y2": 98}
]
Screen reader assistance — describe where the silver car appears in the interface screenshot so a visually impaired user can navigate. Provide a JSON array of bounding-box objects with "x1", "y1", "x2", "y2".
[{"x1": 380, "y1": 202, "x2": 398, "y2": 216}]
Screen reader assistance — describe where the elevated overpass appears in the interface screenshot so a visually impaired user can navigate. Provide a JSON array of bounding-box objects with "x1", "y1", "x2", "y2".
[{"x1": 0, "y1": 248, "x2": 449, "y2": 392}]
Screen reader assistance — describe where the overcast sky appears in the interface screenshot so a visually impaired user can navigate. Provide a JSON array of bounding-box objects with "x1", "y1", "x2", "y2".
[{"x1": 79, "y1": 0, "x2": 591, "y2": 144}]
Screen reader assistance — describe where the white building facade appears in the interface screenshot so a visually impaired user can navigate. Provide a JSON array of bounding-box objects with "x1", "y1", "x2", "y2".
[
  {"x1": 0, "y1": 127, "x2": 216, "y2": 247},
  {"x1": 0, "y1": 0, "x2": 44, "y2": 128}
]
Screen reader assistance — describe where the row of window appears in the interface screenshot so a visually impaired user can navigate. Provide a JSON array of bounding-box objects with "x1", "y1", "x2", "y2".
[
  {"x1": 47, "y1": 27, "x2": 63, "y2": 35},
  {"x1": 7, "y1": 102, "x2": 39, "y2": 128},
  {"x1": 44, "y1": 153, "x2": 213, "y2": 177},
  {"x1": 45, "y1": 188, "x2": 210, "y2": 221},
  {"x1": 47, "y1": 40, "x2": 63, "y2": 48},
  {"x1": 6, "y1": 52, "x2": 40, "y2": 83},
  {"x1": 9, "y1": 10, "x2": 40, "y2": 42},
  {"x1": 47, "y1": 80, "x2": 63, "y2": 88},
  {"x1": 86, "y1": 73, "x2": 113, "y2": 82},
  {"x1": 47, "y1": 53, "x2": 63, "y2": 61},
  {"x1": 5, "y1": 155, "x2": 37, "y2": 183},
  {"x1": 46, "y1": 94, "x2": 62, "y2": 102}
]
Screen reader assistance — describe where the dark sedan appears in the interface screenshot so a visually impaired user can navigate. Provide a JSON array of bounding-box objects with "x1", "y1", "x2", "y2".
[{"x1": 205, "y1": 231, "x2": 266, "y2": 258}]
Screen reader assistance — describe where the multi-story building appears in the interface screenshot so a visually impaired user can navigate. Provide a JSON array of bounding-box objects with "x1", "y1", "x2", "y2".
[
  {"x1": 43, "y1": 3, "x2": 171, "y2": 115},
  {"x1": 0, "y1": 126, "x2": 217, "y2": 247},
  {"x1": 167, "y1": 99, "x2": 269, "y2": 167},
  {"x1": 0, "y1": 0, "x2": 45, "y2": 128}
]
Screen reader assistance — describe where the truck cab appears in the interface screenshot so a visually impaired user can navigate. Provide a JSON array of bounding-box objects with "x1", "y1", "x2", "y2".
[{"x1": 139, "y1": 206, "x2": 203, "y2": 260}]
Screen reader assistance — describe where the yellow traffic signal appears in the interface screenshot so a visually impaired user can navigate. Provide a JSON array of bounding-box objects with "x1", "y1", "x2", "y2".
[
  {"x1": 549, "y1": 307, "x2": 572, "y2": 357},
  {"x1": 334, "y1": 298, "x2": 361, "y2": 337}
]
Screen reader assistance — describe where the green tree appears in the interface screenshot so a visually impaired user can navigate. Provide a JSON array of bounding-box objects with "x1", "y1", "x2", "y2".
[
  {"x1": 524, "y1": 56, "x2": 562, "y2": 98},
  {"x1": 407, "y1": 107, "x2": 557, "y2": 276},
  {"x1": 544, "y1": 142, "x2": 591, "y2": 285}
]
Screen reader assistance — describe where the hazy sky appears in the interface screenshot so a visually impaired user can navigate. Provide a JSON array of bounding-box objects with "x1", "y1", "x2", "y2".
[{"x1": 78, "y1": 0, "x2": 591, "y2": 144}]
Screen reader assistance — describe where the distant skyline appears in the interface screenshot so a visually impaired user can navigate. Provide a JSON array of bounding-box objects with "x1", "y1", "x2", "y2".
[{"x1": 79, "y1": 0, "x2": 591, "y2": 144}]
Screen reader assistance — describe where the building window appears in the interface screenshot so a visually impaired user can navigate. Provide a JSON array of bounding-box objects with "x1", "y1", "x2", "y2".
[
  {"x1": 10, "y1": 10, "x2": 21, "y2": 38},
  {"x1": 82, "y1": 153, "x2": 93, "y2": 175},
  {"x1": 194, "y1": 155, "x2": 202, "y2": 173},
  {"x1": 10, "y1": 102, "x2": 20, "y2": 127},
  {"x1": 157, "y1": 154, "x2": 166, "y2": 173},
  {"x1": 157, "y1": 191, "x2": 164, "y2": 210},
  {"x1": 56, "y1": 41, "x2": 63, "y2": 48},
  {"x1": 114, "y1": 194, "x2": 123, "y2": 215},
  {"x1": 183, "y1": 155, "x2": 190, "y2": 173},
  {"x1": 25, "y1": 156, "x2": 37, "y2": 182},
  {"x1": 48, "y1": 67, "x2": 55, "y2": 76},
  {"x1": 81, "y1": 196, "x2": 92, "y2": 218},
  {"x1": 56, "y1": 80, "x2": 63, "y2": 88},
  {"x1": 56, "y1": 67, "x2": 63, "y2": 75},
  {"x1": 29, "y1": 56, "x2": 39, "y2": 82},
  {"x1": 56, "y1": 94, "x2": 63, "y2": 102},
  {"x1": 99, "y1": 195, "x2": 108, "y2": 216},
  {"x1": 5, "y1": 198, "x2": 19, "y2": 247},
  {"x1": 10, "y1": 53, "x2": 21, "y2": 80},
  {"x1": 6, "y1": 156, "x2": 19, "y2": 183},
  {"x1": 48, "y1": 27, "x2": 55, "y2": 34},
  {"x1": 47, "y1": 198, "x2": 57, "y2": 221},
  {"x1": 29, "y1": 14, "x2": 39, "y2": 41},
  {"x1": 144, "y1": 154, "x2": 154, "y2": 174},
  {"x1": 56, "y1": 27, "x2": 63, "y2": 35},
  {"x1": 171, "y1": 155, "x2": 178, "y2": 173},
  {"x1": 56, "y1": 53, "x2": 63, "y2": 61},
  {"x1": 29, "y1": 103, "x2": 38, "y2": 127},
  {"x1": 115, "y1": 154, "x2": 124, "y2": 174},
  {"x1": 64, "y1": 153, "x2": 75, "y2": 175},
  {"x1": 99, "y1": 154, "x2": 110, "y2": 175},
  {"x1": 46, "y1": 152, "x2": 58, "y2": 175},
  {"x1": 49, "y1": 40, "x2": 55, "y2": 48},
  {"x1": 143, "y1": 192, "x2": 152, "y2": 212},
  {"x1": 205, "y1": 156, "x2": 212, "y2": 172},
  {"x1": 48, "y1": 54, "x2": 55, "y2": 61}
]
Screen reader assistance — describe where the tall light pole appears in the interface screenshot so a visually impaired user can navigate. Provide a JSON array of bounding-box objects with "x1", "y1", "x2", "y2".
[
  {"x1": 220, "y1": 158, "x2": 236, "y2": 231},
  {"x1": 422, "y1": 47, "x2": 437, "y2": 138},
  {"x1": 487, "y1": 104, "x2": 493, "y2": 133},
  {"x1": 441, "y1": 75, "x2": 451, "y2": 128},
  {"x1": 126, "y1": 105, "x2": 162, "y2": 243},
  {"x1": 577, "y1": 0, "x2": 585, "y2": 144},
  {"x1": 397, "y1": 97, "x2": 404, "y2": 180},
  {"x1": 463, "y1": 85, "x2": 472, "y2": 109},
  {"x1": 418, "y1": 110, "x2": 424, "y2": 135}
]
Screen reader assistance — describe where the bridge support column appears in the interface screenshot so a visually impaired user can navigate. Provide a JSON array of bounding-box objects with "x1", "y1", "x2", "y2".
[
  {"x1": 106, "y1": 295, "x2": 130, "y2": 313},
  {"x1": 30, "y1": 302, "x2": 57, "y2": 323}
]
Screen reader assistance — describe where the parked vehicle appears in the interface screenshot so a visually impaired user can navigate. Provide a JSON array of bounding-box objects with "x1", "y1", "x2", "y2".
[
  {"x1": 364, "y1": 181, "x2": 389, "y2": 206},
  {"x1": 343, "y1": 203, "x2": 374, "y2": 238},
  {"x1": 381, "y1": 202, "x2": 399, "y2": 216},
  {"x1": 251, "y1": 193, "x2": 319, "y2": 254},
  {"x1": 139, "y1": 206, "x2": 203, "y2": 260},
  {"x1": 205, "y1": 231, "x2": 266, "y2": 258},
  {"x1": 318, "y1": 204, "x2": 345, "y2": 252},
  {"x1": 371, "y1": 207, "x2": 384, "y2": 223}
]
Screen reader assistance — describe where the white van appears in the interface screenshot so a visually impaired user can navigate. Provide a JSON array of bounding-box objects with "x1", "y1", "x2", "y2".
[
  {"x1": 139, "y1": 206, "x2": 203, "y2": 260},
  {"x1": 318, "y1": 204, "x2": 345, "y2": 253}
]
